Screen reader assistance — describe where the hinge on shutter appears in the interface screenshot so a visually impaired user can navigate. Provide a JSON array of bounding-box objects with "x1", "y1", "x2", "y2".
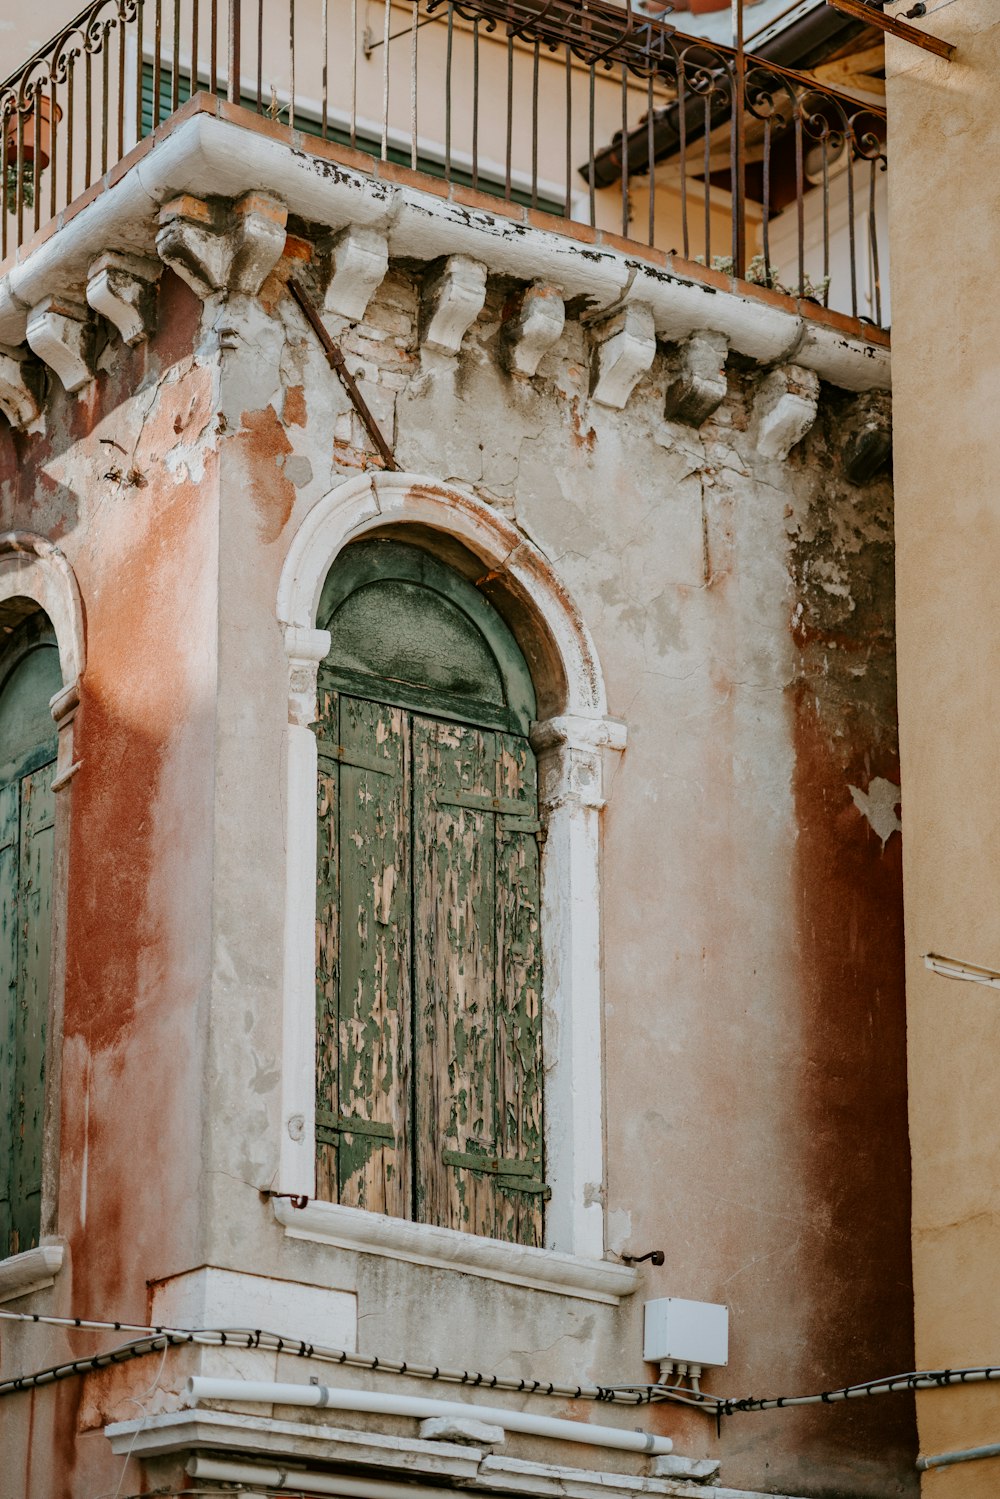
[
  {"x1": 315, "y1": 1108, "x2": 397, "y2": 1145},
  {"x1": 316, "y1": 741, "x2": 395, "y2": 777},
  {"x1": 442, "y1": 1148, "x2": 550, "y2": 1197}
]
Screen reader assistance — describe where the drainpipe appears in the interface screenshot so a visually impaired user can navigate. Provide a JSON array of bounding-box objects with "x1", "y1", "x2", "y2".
[
  {"x1": 185, "y1": 1377, "x2": 674, "y2": 1456},
  {"x1": 918, "y1": 1443, "x2": 1000, "y2": 1472}
]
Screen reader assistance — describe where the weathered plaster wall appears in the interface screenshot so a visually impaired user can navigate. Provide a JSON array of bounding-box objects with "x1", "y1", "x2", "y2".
[
  {"x1": 886, "y1": 3, "x2": 1000, "y2": 1493},
  {"x1": 0, "y1": 225, "x2": 910, "y2": 1497},
  {"x1": 0, "y1": 269, "x2": 218, "y2": 1497}
]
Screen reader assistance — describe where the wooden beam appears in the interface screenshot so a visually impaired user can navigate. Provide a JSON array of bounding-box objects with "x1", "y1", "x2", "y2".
[{"x1": 824, "y1": 0, "x2": 955, "y2": 60}]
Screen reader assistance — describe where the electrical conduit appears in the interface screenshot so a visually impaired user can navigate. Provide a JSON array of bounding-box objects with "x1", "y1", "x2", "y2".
[{"x1": 185, "y1": 1377, "x2": 673, "y2": 1455}]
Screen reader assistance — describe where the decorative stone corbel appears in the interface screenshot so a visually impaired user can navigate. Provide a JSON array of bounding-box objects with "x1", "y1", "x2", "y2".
[
  {"x1": 284, "y1": 624, "x2": 332, "y2": 727},
  {"x1": 323, "y1": 225, "x2": 389, "y2": 321},
  {"x1": 590, "y1": 302, "x2": 656, "y2": 409},
  {"x1": 420, "y1": 255, "x2": 487, "y2": 356},
  {"x1": 0, "y1": 343, "x2": 46, "y2": 429},
  {"x1": 86, "y1": 252, "x2": 161, "y2": 346},
  {"x1": 530, "y1": 713, "x2": 628, "y2": 813},
  {"x1": 49, "y1": 680, "x2": 82, "y2": 792},
  {"x1": 841, "y1": 390, "x2": 892, "y2": 484},
  {"x1": 751, "y1": 363, "x2": 820, "y2": 460},
  {"x1": 662, "y1": 329, "x2": 729, "y2": 427},
  {"x1": 500, "y1": 282, "x2": 565, "y2": 377},
  {"x1": 25, "y1": 297, "x2": 96, "y2": 393},
  {"x1": 156, "y1": 190, "x2": 288, "y2": 301}
]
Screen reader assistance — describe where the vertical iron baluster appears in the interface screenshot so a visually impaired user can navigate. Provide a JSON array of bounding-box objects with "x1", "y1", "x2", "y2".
[
  {"x1": 588, "y1": 63, "x2": 596, "y2": 228},
  {"x1": 821, "y1": 138, "x2": 830, "y2": 305},
  {"x1": 703, "y1": 92, "x2": 711, "y2": 267},
  {"x1": 472, "y1": 18, "x2": 480, "y2": 189},
  {"x1": 1, "y1": 116, "x2": 7, "y2": 260},
  {"x1": 505, "y1": 22, "x2": 513, "y2": 201},
  {"x1": 135, "y1": 0, "x2": 144, "y2": 144},
  {"x1": 761, "y1": 118, "x2": 771, "y2": 285},
  {"x1": 117, "y1": 8, "x2": 126, "y2": 159},
  {"x1": 102, "y1": 30, "x2": 110, "y2": 173},
  {"x1": 257, "y1": 0, "x2": 263, "y2": 111},
  {"x1": 564, "y1": 43, "x2": 572, "y2": 220},
  {"x1": 620, "y1": 63, "x2": 629, "y2": 239},
  {"x1": 49, "y1": 72, "x2": 59, "y2": 222},
  {"x1": 381, "y1": 0, "x2": 391, "y2": 161},
  {"x1": 172, "y1": 0, "x2": 180, "y2": 111},
  {"x1": 84, "y1": 42, "x2": 93, "y2": 187},
  {"x1": 846, "y1": 143, "x2": 857, "y2": 318},
  {"x1": 678, "y1": 59, "x2": 689, "y2": 260},
  {"x1": 192, "y1": 0, "x2": 200, "y2": 97},
  {"x1": 410, "y1": 0, "x2": 418, "y2": 170},
  {"x1": 153, "y1": 0, "x2": 162, "y2": 126},
  {"x1": 229, "y1": 0, "x2": 241, "y2": 104},
  {"x1": 446, "y1": 3, "x2": 455, "y2": 183},
  {"x1": 210, "y1": 0, "x2": 218, "y2": 93},
  {"x1": 289, "y1": 0, "x2": 295, "y2": 129},
  {"x1": 15, "y1": 111, "x2": 24, "y2": 249},
  {"x1": 531, "y1": 39, "x2": 540, "y2": 210},
  {"x1": 351, "y1": 0, "x2": 357, "y2": 147},
  {"x1": 647, "y1": 71, "x2": 654, "y2": 246},
  {"x1": 795, "y1": 112, "x2": 805, "y2": 299},
  {"x1": 869, "y1": 160, "x2": 882, "y2": 327},
  {"x1": 33, "y1": 87, "x2": 41, "y2": 233},
  {"x1": 321, "y1": 0, "x2": 329, "y2": 136},
  {"x1": 66, "y1": 57, "x2": 75, "y2": 204},
  {"x1": 732, "y1": 0, "x2": 746, "y2": 279}
]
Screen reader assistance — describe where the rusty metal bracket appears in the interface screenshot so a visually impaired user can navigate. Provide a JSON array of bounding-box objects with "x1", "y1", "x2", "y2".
[
  {"x1": 824, "y1": 0, "x2": 955, "y2": 60},
  {"x1": 288, "y1": 278, "x2": 399, "y2": 471}
]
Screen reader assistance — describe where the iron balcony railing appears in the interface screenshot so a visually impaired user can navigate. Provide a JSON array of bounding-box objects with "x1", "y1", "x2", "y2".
[{"x1": 1, "y1": 0, "x2": 889, "y2": 325}]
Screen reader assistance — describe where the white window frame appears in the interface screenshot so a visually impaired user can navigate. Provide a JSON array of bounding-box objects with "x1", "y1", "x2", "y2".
[{"x1": 273, "y1": 474, "x2": 634, "y2": 1303}]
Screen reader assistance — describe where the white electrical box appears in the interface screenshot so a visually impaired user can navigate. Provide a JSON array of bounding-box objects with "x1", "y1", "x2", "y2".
[{"x1": 643, "y1": 1297, "x2": 729, "y2": 1368}]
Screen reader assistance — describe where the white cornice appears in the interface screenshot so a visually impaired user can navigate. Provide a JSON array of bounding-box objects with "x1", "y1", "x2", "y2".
[{"x1": 0, "y1": 112, "x2": 888, "y2": 393}]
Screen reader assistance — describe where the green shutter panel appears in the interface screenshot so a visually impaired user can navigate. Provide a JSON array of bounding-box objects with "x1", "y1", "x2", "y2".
[
  {"x1": 316, "y1": 686, "x2": 411, "y2": 1218},
  {"x1": 12, "y1": 763, "x2": 54, "y2": 1254},
  {"x1": 412, "y1": 716, "x2": 498, "y2": 1236},
  {"x1": 0, "y1": 780, "x2": 18, "y2": 1257},
  {"x1": 493, "y1": 734, "x2": 545, "y2": 1247}
]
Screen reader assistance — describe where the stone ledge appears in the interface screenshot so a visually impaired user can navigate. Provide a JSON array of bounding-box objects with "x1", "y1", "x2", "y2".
[
  {"x1": 273, "y1": 1197, "x2": 639, "y2": 1304},
  {"x1": 0, "y1": 106, "x2": 889, "y2": 395},
  {"x1": 0, "y1": 1241, "x2": 65, "y2": 1304}
]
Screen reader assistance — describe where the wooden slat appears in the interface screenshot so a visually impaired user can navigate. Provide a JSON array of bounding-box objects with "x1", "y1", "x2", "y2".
[
  {"x1": 413, "y1": 716, "x2": 497, "y2": 1236},
  {"x1": 0, "y1": 780, "x2": 19, "y2": 1257},
  {"x1": 326, "y1": 692, "x2": 411, "y2": 1217},
  {"x1": 494, "y1": 733, "x2": 544, "y2": 1247},
  {"x1": 12, "y1": 762, "x2": 53, "y2": 1256}
]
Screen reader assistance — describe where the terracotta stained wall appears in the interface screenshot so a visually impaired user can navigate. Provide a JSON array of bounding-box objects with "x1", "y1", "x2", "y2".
[{"x1": 0, "y1": 226, "x2": 912, "y2": 1496}]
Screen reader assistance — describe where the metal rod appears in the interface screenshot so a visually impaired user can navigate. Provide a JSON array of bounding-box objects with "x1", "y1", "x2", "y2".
[
  {"x1": 382, "y1": 0, "x2": 392, "y2": 160},
  {"x1": 505, "y1": 21, "x2": 513, "y2": 201},
  {"x1": 256, "y1": 0, "x2": 263, "y2": 111},
  {"x1": 289, "y1": 279, "x2": 399, "y2": 471},
  {"x1": 410, "y1": 0, "x2": 418, "y2": 169},
  {"x1": 620, "y1": 61, "x2": 628, "y2": 238},
  {"x1": 289, "y1": 0, "x2": 295, "y2": 128},
  {"x1": 472, "y1": 17, "x2": 480, "y2": 189},
  {"x1": 825, "y1": 0, "x2": 954, "y2": 60},
  {"x1": 731, "y1": 0, "x2": 745, "y2": 278},
  {"x1": 228, "y1": 0, "x2": 240, "y2": 103},
  {"x1": 210, "y1": 0, "x2": 218, "y2": 93},
  {"x1": 171, "y1": 0, "x2": 180, "y2": 111},
  {"x1": 531, "y1": 38, "x2": 540, "y2": 209},
  {"x1": 153, "y1": 0, "x2": 162, "y2": 126},
  {"x1": 869, "y1": 159, "x2": 882, "y2": 327},
  {"x1": 446, "y1": 2, "x2": 454, "y2": 182},
  {"x1": 321, "y1": 0, "x2": 328, "y2": 134}
]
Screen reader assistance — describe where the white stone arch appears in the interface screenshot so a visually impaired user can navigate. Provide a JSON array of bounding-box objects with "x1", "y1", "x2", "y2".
[
  {"x1": 0, "y1": 531, "x2": 86, "y2": 788},
  {"x1": 274, "y1": 473, "x2": 632, "y2": 1293}
]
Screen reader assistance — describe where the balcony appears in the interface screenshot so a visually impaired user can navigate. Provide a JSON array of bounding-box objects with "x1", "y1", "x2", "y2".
[{"x1": 2, "y1": 0, "x2": 888, "y2": 331}]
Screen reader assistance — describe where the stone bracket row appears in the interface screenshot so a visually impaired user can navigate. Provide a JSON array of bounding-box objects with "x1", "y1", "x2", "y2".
[{"x1": 0, "y1": 188, "x2": 891, "y2": 475}]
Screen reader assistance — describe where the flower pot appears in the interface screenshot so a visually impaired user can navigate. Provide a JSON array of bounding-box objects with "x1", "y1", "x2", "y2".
[
  {"x1": 4, "y1": 96, "x2": 62, "y2": 170},
  {"x1": 688, "y1": 0, "x2": 730, "y2": 13}
]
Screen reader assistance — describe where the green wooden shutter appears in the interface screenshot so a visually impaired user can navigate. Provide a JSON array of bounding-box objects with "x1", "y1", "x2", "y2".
[
  {"x1": 12, "y1": 763, "x2": 54, "y2": 1253},
  {"x1": 412, "y1": 715, "x2": 545, "y2": 1244},
  {"x1": 0, "y1": 780, "x2": 18, "y2": 1255},
  {"x1": 316, "y1": 684, "x2": 412, "y2": 1218}
]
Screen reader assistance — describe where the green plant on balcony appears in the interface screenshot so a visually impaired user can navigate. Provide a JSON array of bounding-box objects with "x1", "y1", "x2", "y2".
[{"x1": 4, "y1": 161, "x2": 35, "y2": 214}]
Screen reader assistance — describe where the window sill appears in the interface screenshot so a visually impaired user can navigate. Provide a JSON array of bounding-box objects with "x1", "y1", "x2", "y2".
[
  {"x1": 0, "y1": 1241, "x2": 65, "y2": 1303},
  {"x1": 273, "y1": 1199, "x2": 638, "y2": 1304}
]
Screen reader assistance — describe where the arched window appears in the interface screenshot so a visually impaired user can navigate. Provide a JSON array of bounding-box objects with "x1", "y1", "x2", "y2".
[
  {"x1": 0, "y1": 612, "x2": 60, "y2": 1260},
  {"x1": 315, "y1": 538, "x2": 546, "y2": 1245}
]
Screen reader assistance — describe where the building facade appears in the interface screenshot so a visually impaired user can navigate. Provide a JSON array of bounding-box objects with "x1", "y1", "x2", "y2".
[{"x1": 0, "y1": 3, "x2": 917, "y2": 1496}]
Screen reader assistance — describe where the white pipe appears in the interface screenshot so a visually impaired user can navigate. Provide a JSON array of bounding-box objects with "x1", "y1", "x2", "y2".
[
  {"x1": 189, "y1": 1454, "x2": 467, "y2": 1495},
  {"x1": 186, "y1": 1376, "x2": 673, "y2": 1455},
  {"x1": 918, "y1": 1442, "x2": 1000, "y2": 1471}
]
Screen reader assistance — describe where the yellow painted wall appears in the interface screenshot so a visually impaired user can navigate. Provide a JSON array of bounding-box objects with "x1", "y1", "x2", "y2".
[{"x1": 886, "y1": 3, "x2": 1000, "y2": 1492}]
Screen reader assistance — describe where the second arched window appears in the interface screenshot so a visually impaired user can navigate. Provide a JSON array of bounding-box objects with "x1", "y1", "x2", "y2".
[{"x1": 315, "y1": 538, "x2": 546, "y2": 1246}]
